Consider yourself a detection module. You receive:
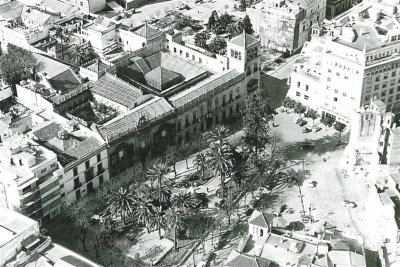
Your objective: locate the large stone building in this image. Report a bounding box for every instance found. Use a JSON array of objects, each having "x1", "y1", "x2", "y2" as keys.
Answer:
[
  {"x1": 326, "y1": 0, "x2": 353, "y2": 19},
  {"x1": 258, "y1": 0, "x2": 326, "y2": 53},
  {"x1": 287, "y1": 0, "x2": 400, "y2": 124}
]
